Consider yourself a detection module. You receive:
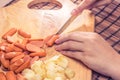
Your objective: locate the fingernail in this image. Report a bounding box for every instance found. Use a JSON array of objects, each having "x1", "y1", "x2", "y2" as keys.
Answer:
[
  {"x1": 55, "y1": 38, "x2": 61, "y2": 44},
  {"x1": 60, "y1": 51, "x2": 66, "y2": 55},
  {"x1": 55, "y1": 39, "x2": 58, "y2": 43},
  {"x1": 60, "y1": 51, "x2": 64, "y2": 54},
  {"x1": 71, "y1": 9, "x2": 77, "y2": 15},
  {"x1": 54, "y1": 45, "x2": 59, "y2": 51}
]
